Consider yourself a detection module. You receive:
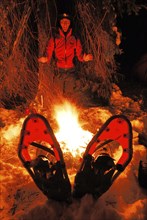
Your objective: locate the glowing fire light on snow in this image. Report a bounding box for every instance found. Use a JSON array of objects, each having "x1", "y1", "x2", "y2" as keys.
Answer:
[
  {"x1": 54, "y1": 101, "x2": 93, "y2": 157},
  {"x1": 2, "y1": 118, "x2": 25, "y2": 142}
]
